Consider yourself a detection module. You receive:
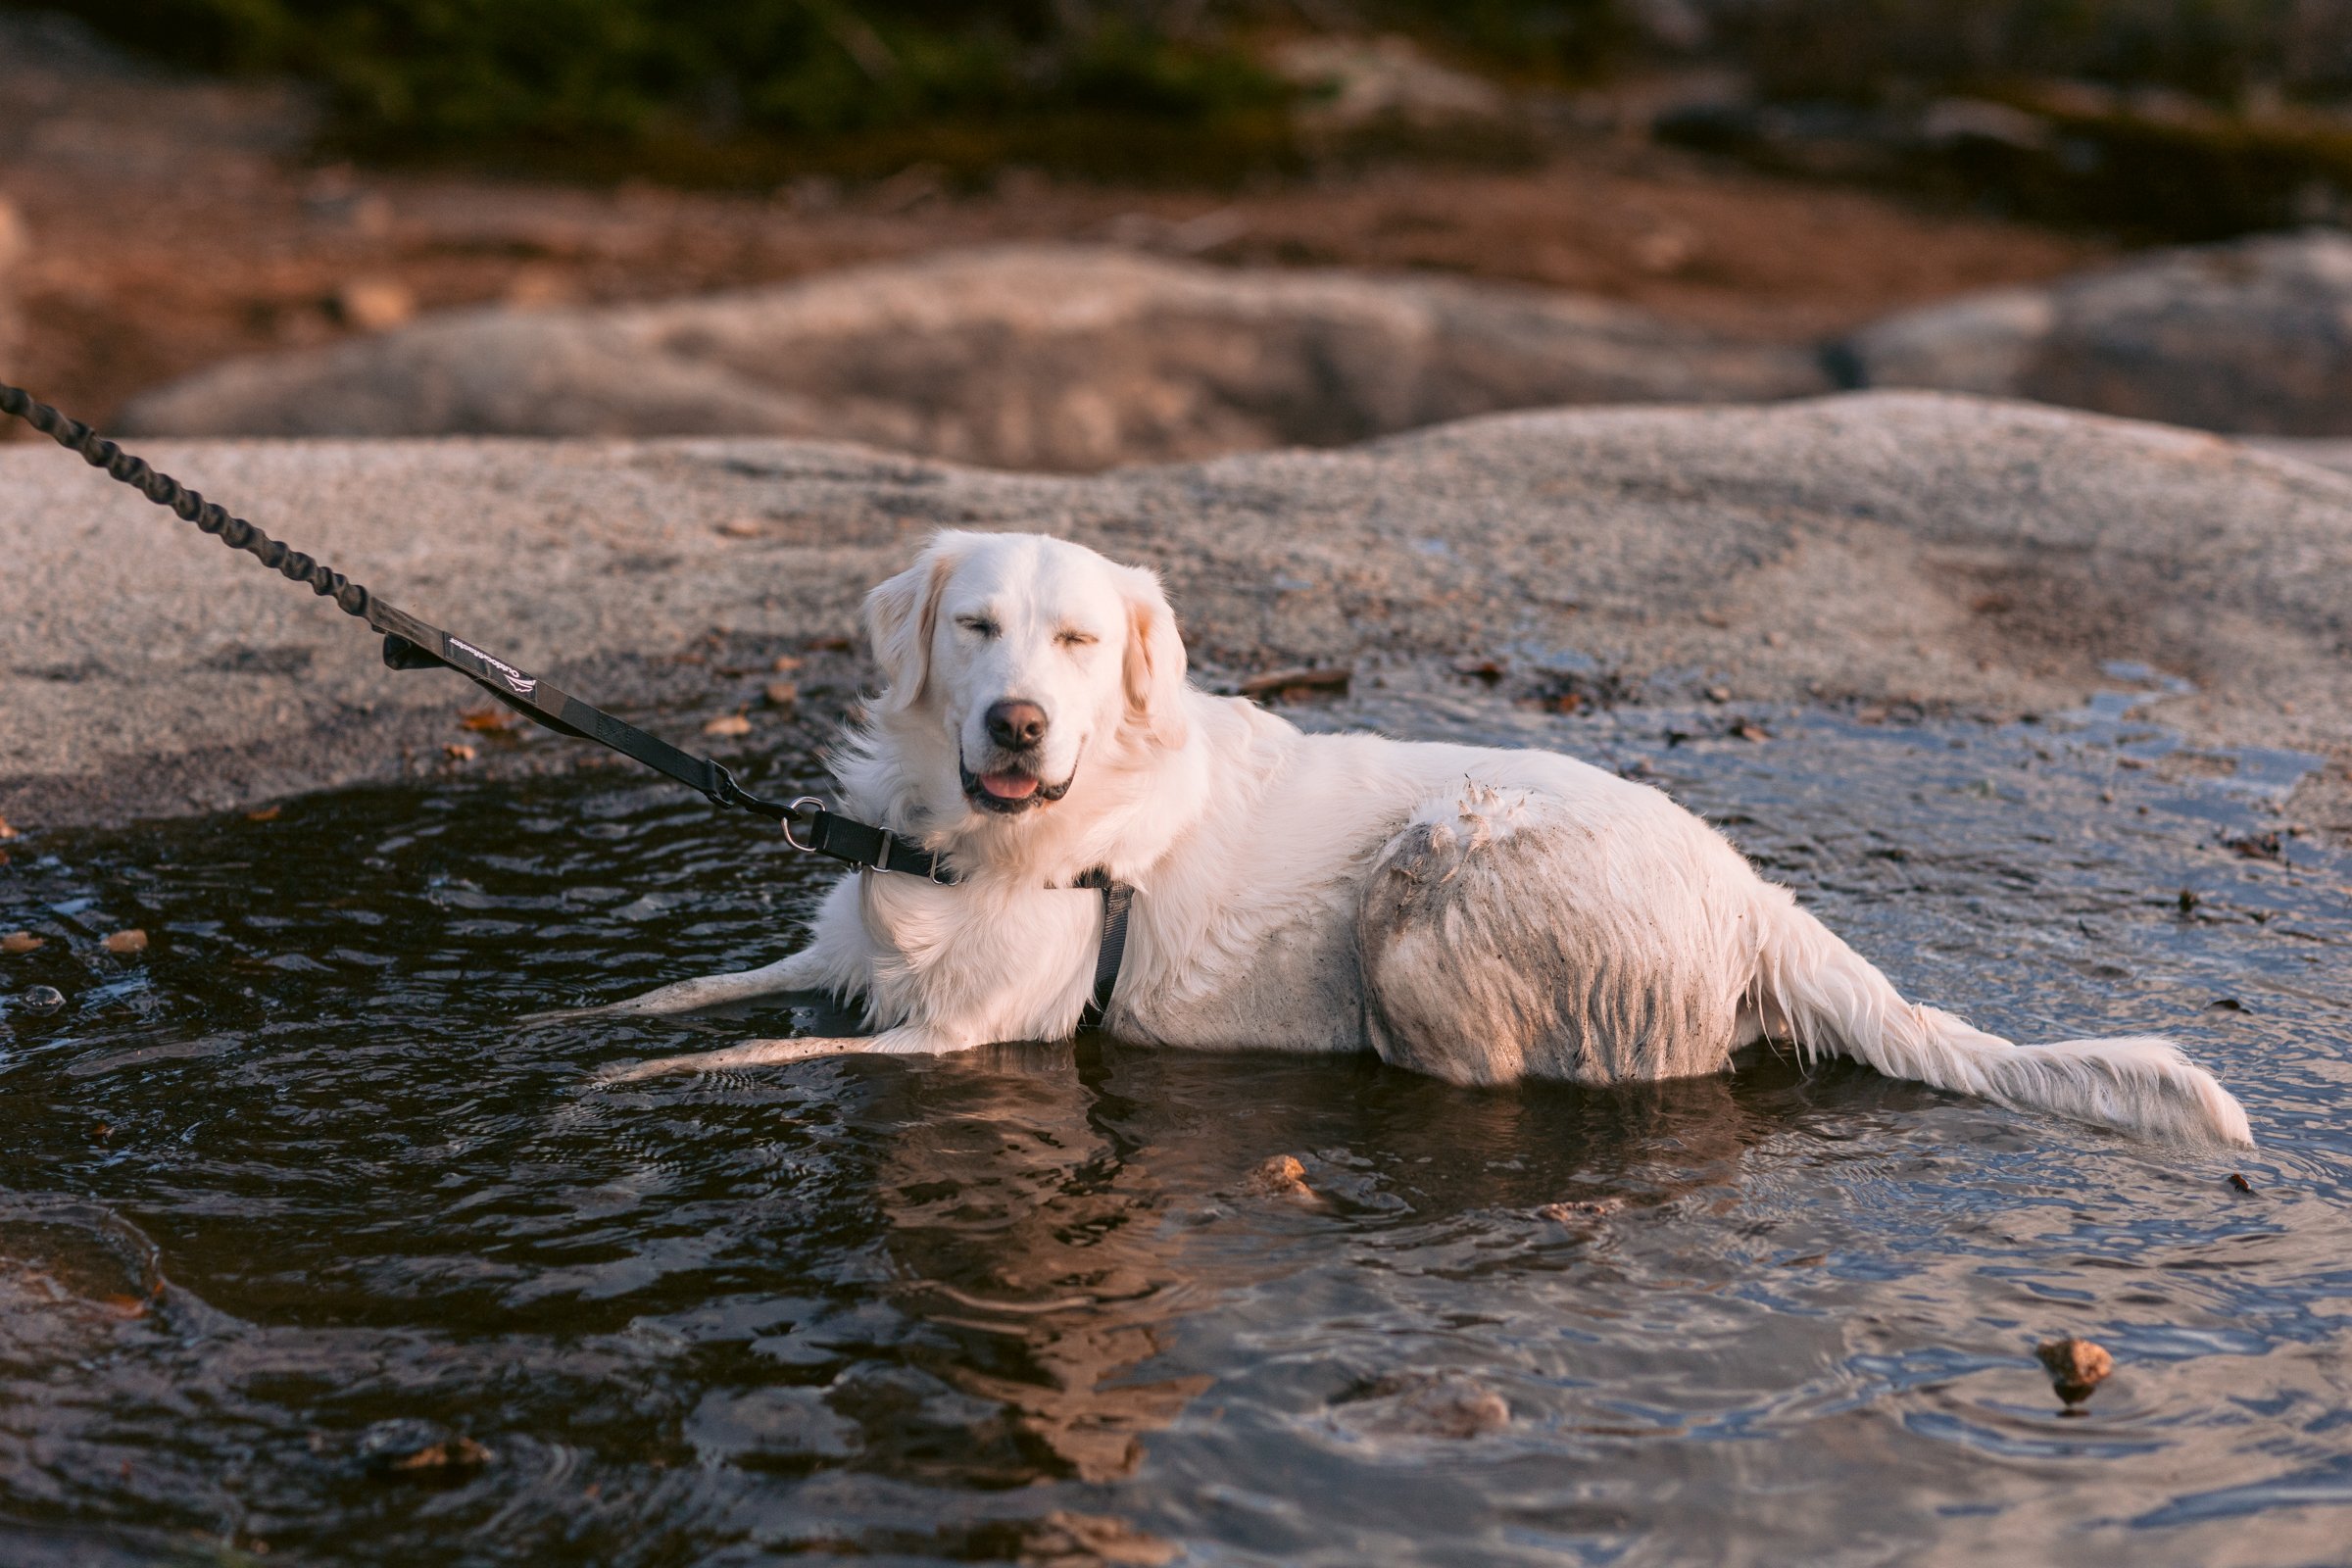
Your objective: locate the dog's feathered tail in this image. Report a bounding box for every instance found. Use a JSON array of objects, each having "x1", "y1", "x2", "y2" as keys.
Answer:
[{"x1": 1750, "y1": 890, "x2": 2251, "y2": 1146}]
